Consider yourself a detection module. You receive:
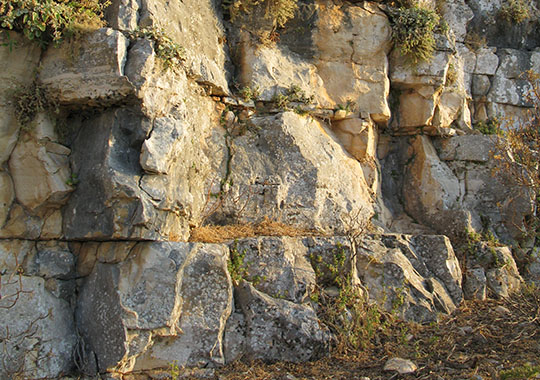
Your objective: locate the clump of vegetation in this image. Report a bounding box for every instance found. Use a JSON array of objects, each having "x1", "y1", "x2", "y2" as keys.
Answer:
[
  {"x1": 0, "y1": 0, "x2": 109, "y2": 47},
  {"x1": 13, "y1": 82, "x2": 58, "y2": 129},
  {"x1": 128, "y1": 27, "x2": 185, "y2": 69},
  {"x1": 500, "y1": 363, "x2": 540, "y2": 380},
  {"x1": 309, "y1": 243, "x2": 395, "y2": 353},
  {"x1": 227, "y1": 241, "x2": 249, "y2": 286},
  {"x1": 387, "y1": 4, "x2": 442, "y2": 64},
  {"x1": 474, "y1": 117, "x2": 501, "y2": 135},
  {"x1": 499, "y1": 0, "x2": 531, "y2": 23},
  {"x1": 272, "y1": 84, "x2": 313, "y2": 110},
  {"x1": 228, "y1": 0, "x2": 298, "y2": 29},
  {"x1": 239, "y1": 85, "x2": 260, "y2": 102},
  {"x1": 464, "y1": 31, "x2": 487, "y2": 52}
]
